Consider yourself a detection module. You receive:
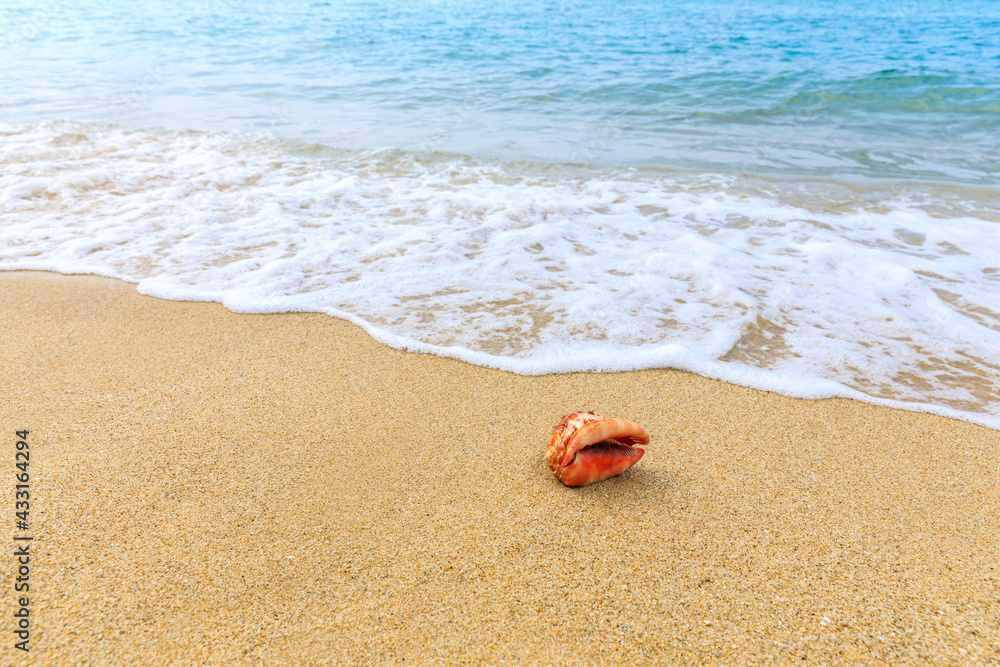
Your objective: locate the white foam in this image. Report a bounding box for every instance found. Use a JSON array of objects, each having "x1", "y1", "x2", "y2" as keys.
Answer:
[{"x1": 3, "y1": 121, "x2": 1000, "y2": 430}]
